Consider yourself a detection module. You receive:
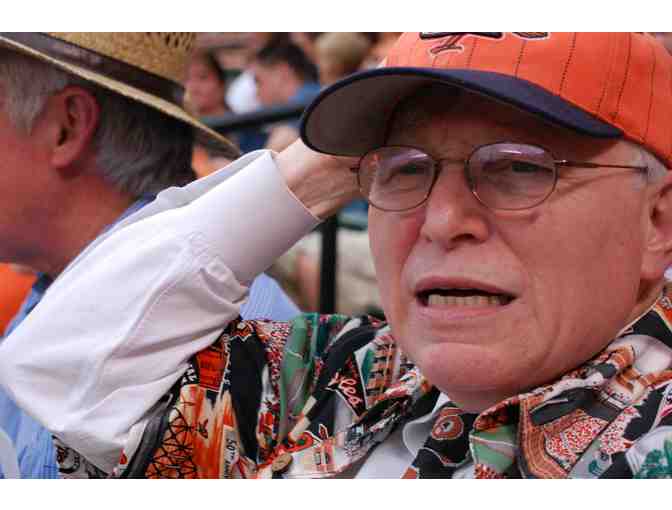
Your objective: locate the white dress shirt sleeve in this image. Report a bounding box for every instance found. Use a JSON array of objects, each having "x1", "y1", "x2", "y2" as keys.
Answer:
[{"x1": 0, "y1": 151, "x2": 320, "y2": 473}]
